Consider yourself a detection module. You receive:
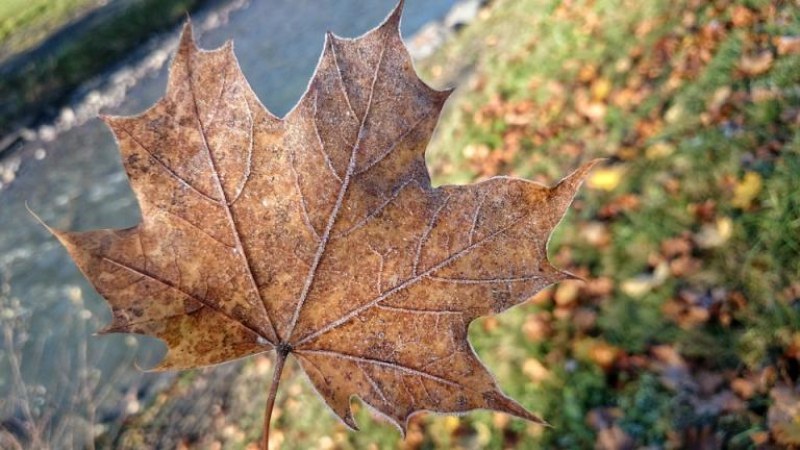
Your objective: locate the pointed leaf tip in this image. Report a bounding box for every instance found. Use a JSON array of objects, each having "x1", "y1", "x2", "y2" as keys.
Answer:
[
  {"x1": 558, "y1": 269, "x2": 585, "y2": 283},
  {"x1": 342, "y1": 410, "x2": 359, "y2": 431},
  {"x1": 485, "y1": 390, "x2": 548, "y2": 426},
  {"x1": 559, "y1": 158, "x2": 605, "y2": 190},
  {"x1": 548, "y1": 158, "x2": 604, "y2": 215},
  {"x1": 387, "y1": 0, "x2": 404, "y2": 28},
  {"x1": 434, "y1": 86, "x2": 455, "y2": 104},
  {"x1": 178, "y1": 21, "x2": 196, "y2": 52},
  {"x1": 98, "y1": 114, "x2": 123, "y2": 127},
  {"x1": 26, "y1": 202, "x2": 61, "y2": 239}
]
